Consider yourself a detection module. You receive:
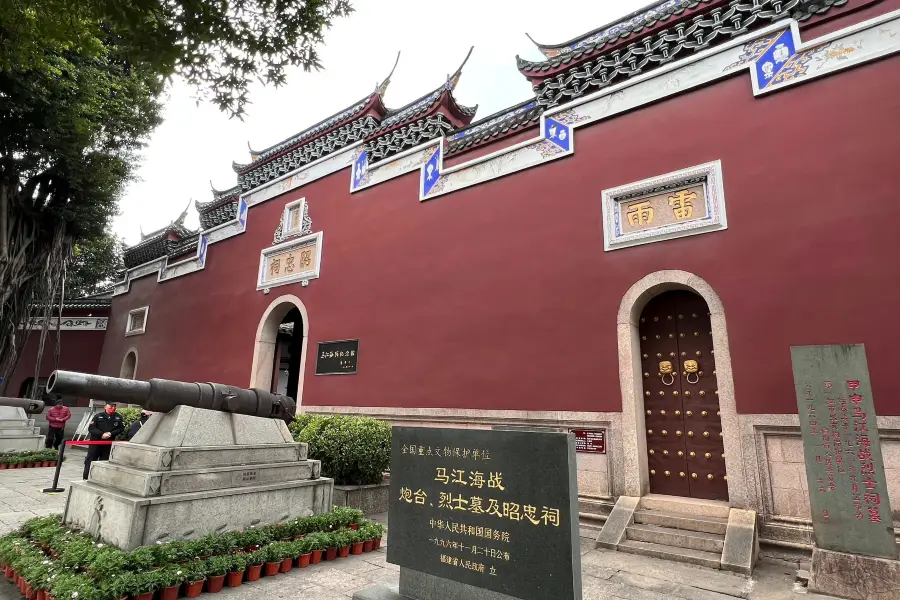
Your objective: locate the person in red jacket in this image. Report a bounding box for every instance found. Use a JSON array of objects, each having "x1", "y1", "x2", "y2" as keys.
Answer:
[{"x1": 45, "y1": 398, "x2": 71, "y2": 450}]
